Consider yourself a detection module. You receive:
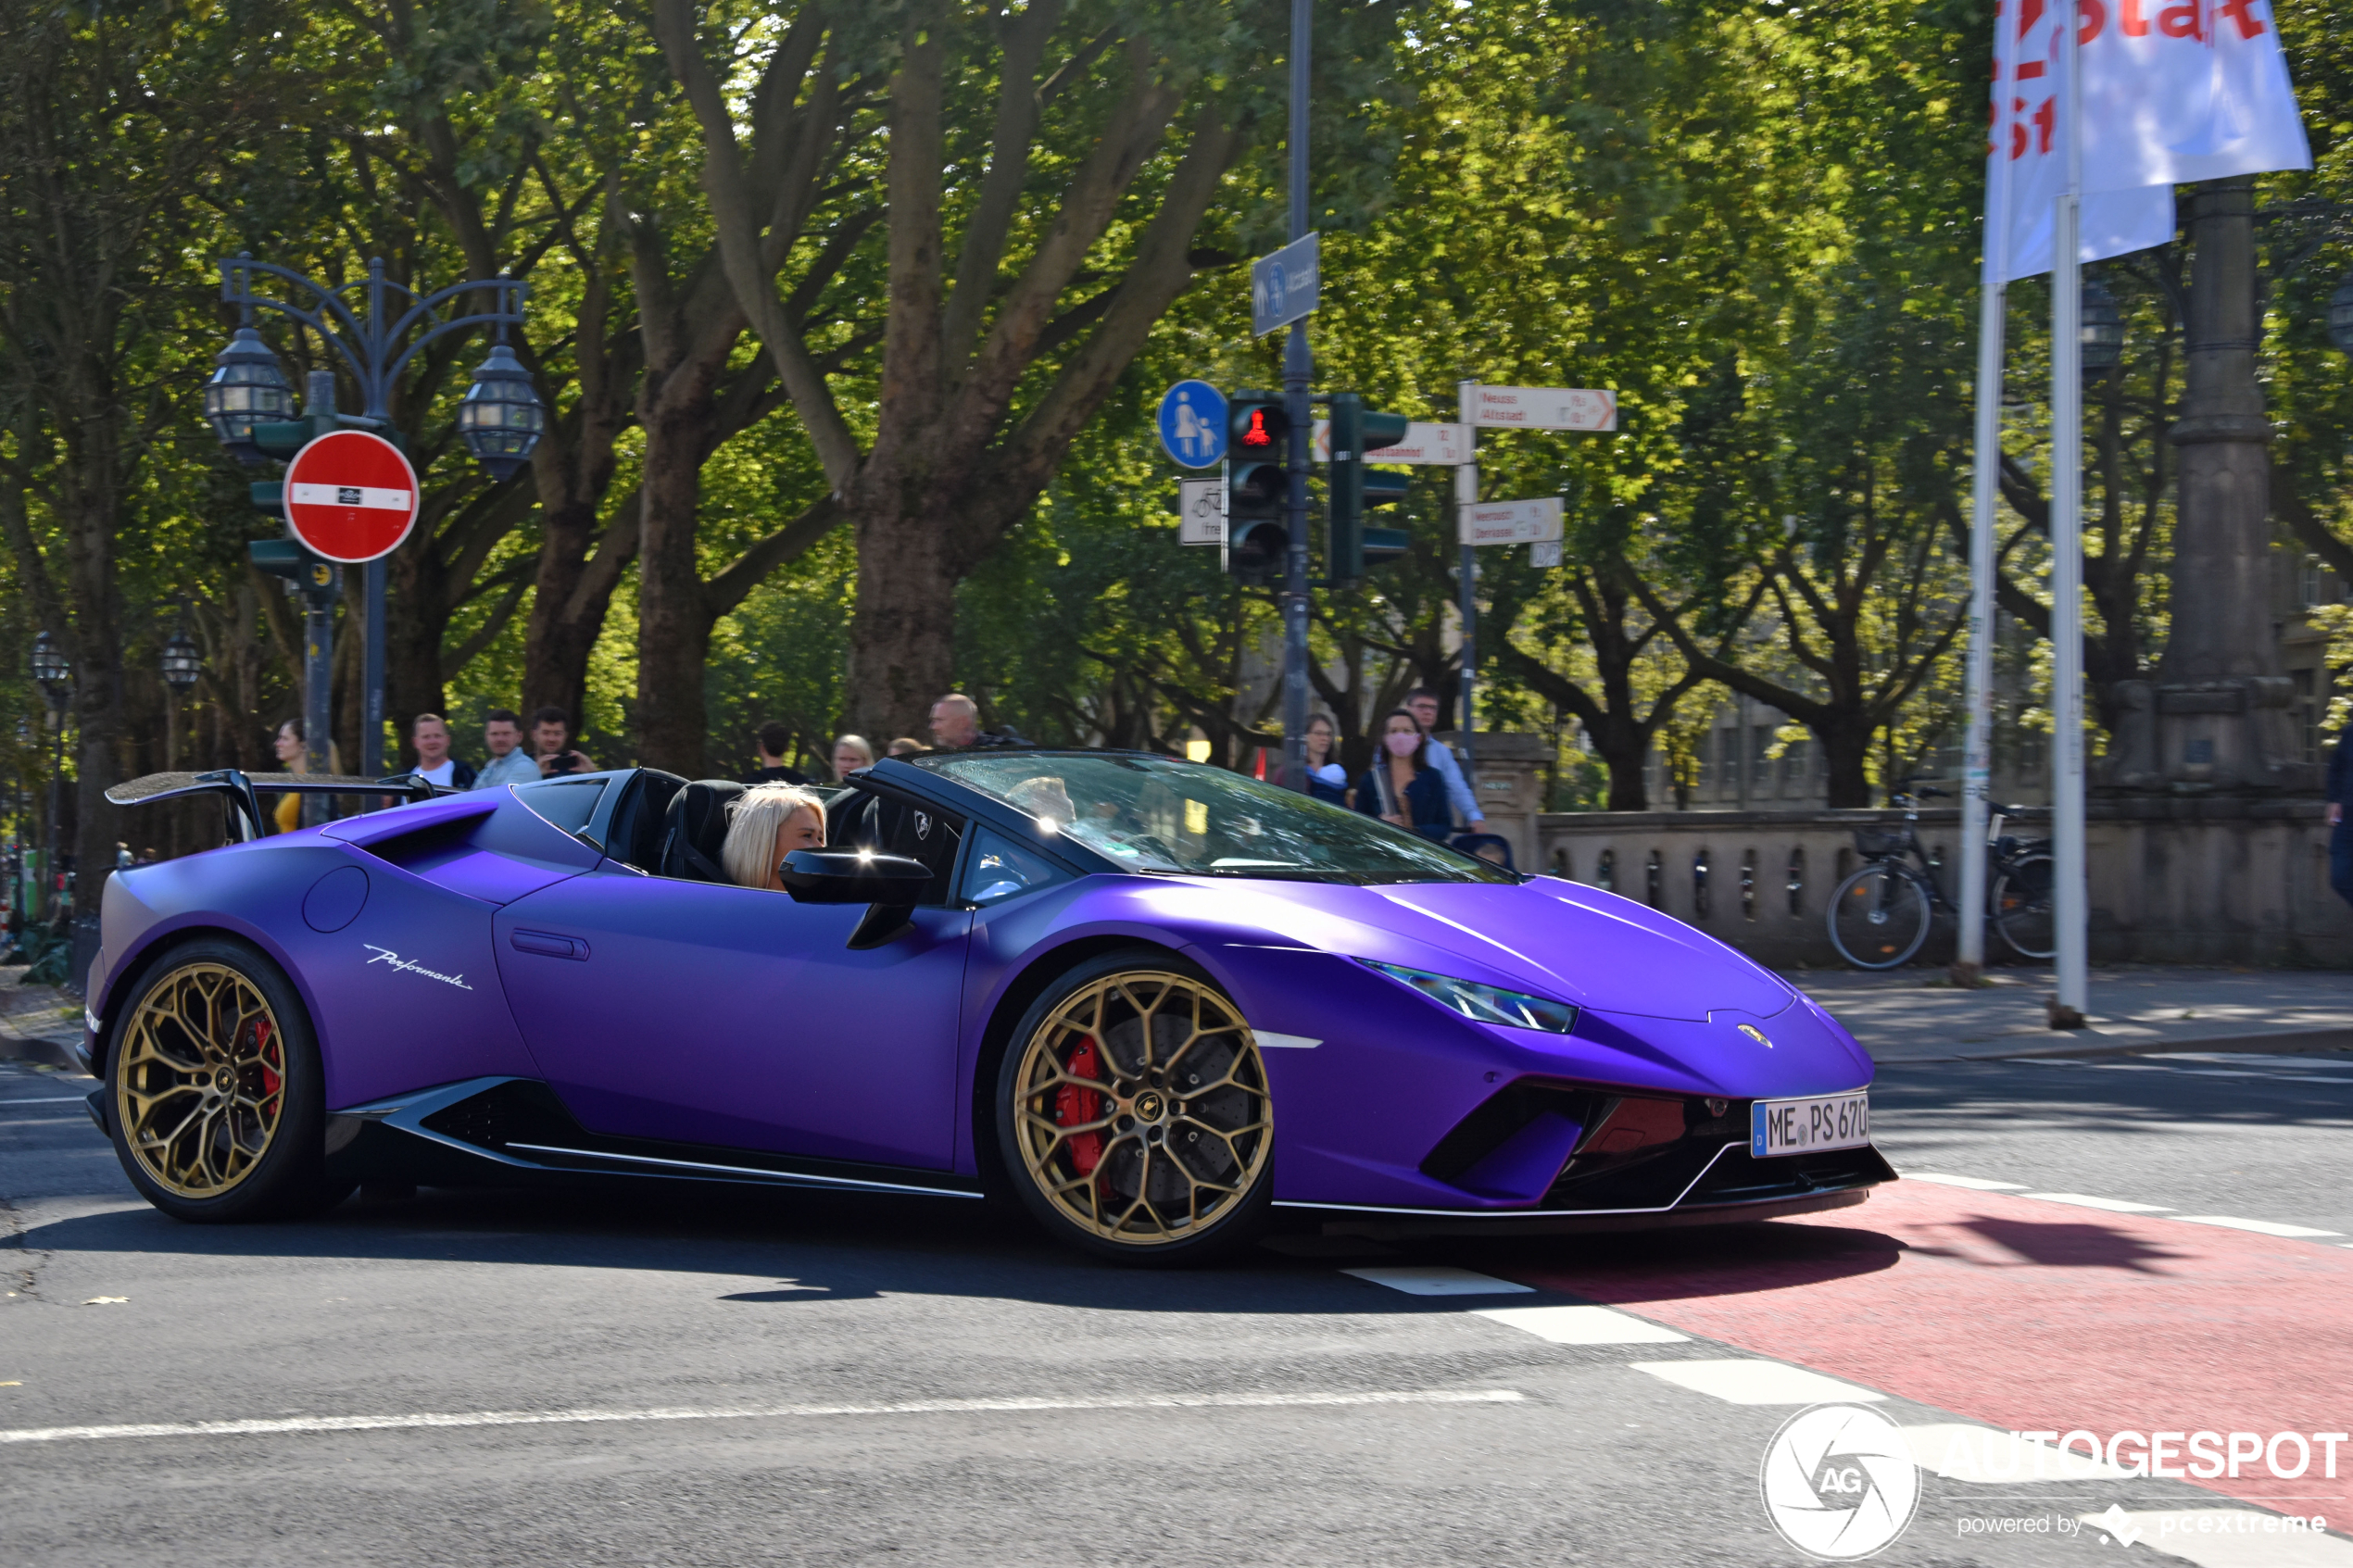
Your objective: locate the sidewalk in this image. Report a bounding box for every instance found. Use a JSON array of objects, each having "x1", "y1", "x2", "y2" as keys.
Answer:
[
  {"x1": 0, "y1": 963, "x2": 83, "y2": 1072},
  {"x1": 1793, "y1": 964, "x2": 2353, "y2": 1064}
]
